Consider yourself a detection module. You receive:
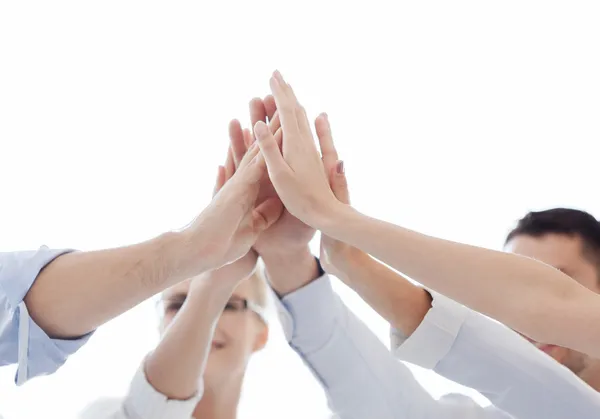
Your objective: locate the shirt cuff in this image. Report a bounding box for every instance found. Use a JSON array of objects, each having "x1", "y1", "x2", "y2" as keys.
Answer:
[
  {"x1": 15, "y1": 302, "x2": 93, "y2": 385},
  {"x1": 123, "y1": 363, "x2": 203, "y2": 419},
  {"x1": 391, "y1": 292, "x2": 469, "y2": 369},
  {"x1": 274, "y1": 273, "x2": 341, "y2": 353},
  {"x1": 0, "y1": 246, "x2": 89, "y2": 385}
]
